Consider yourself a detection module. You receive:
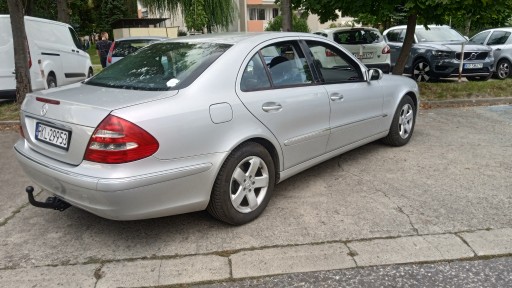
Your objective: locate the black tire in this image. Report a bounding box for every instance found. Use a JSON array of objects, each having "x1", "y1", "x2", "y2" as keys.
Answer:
[
  {"x1": 46, "y1": 74, "x2": 57, "y2": 89},
  {"x1": 412, "y1": 59, "x2": 434, "y2": 82},
  {"x1": 382, "y1": 95, "x2": 416, "y2": 147},
  {"x1": 87, "y1": 67, "x2": 93, "y2": 78},
  {"x1": 466, "y1": 73, "x2": 492, "y2": 81},
  {"x1": 495, "y1": 59, "x2": 510, "y2": 80},
  {"x1": 207, "y1": 142, "x2": 275, "y2": 225}
]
